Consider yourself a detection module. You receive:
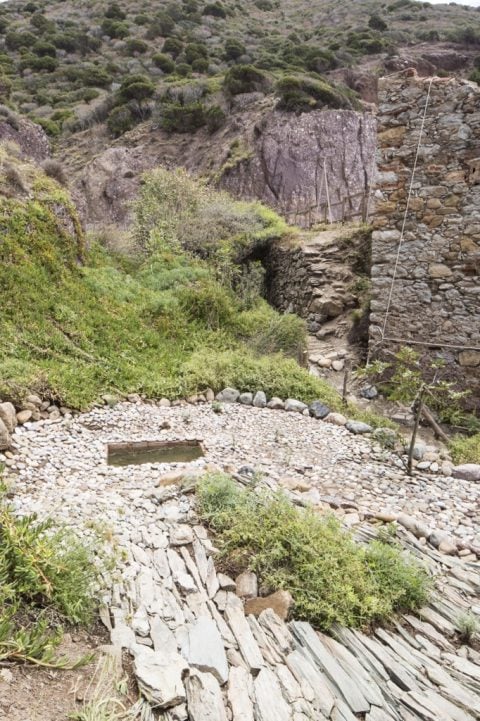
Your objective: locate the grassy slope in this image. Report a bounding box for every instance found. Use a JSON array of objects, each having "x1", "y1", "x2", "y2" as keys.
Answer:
[{"x1": 0, "y1": 155, "x2": 346, "y2": 411}]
